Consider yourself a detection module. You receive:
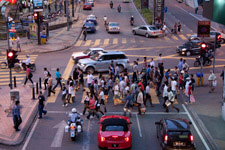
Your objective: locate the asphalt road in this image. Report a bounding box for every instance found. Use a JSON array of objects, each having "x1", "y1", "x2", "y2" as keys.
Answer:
[{"x1": 0, "y1": 0, "x2": 224, "y2": 150}]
